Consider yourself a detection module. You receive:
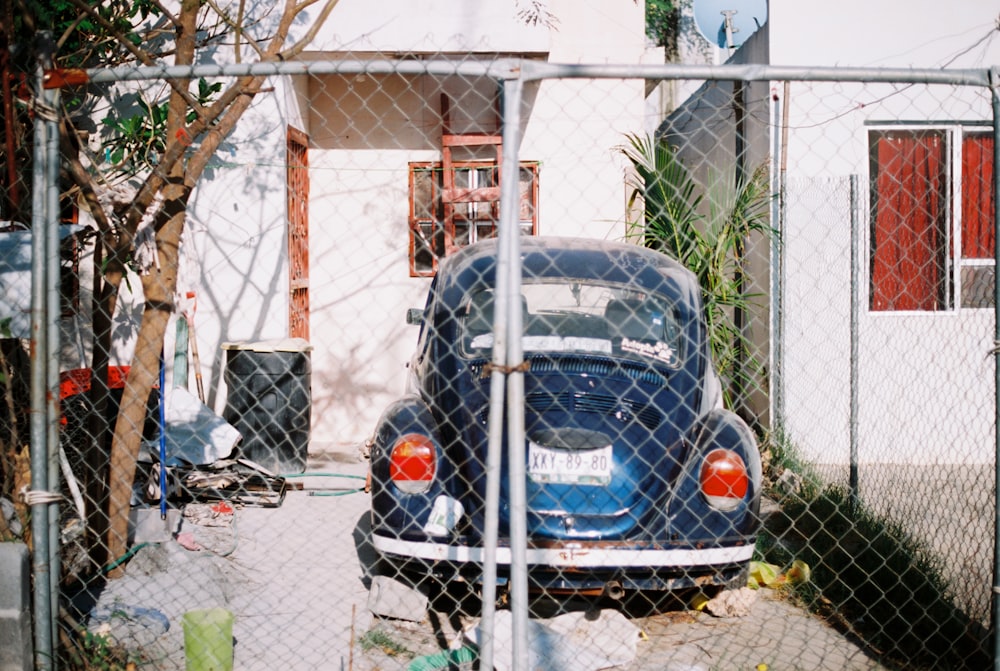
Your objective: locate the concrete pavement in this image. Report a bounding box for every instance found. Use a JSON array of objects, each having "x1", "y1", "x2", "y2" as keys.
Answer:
[{"x1": 85, "y1": 452, "x2": 890, "y2": 670}]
